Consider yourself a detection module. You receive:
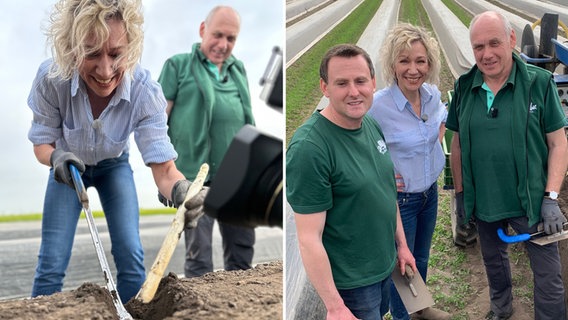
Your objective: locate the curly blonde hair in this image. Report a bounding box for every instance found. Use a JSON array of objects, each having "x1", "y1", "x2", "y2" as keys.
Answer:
[
  {"x1": 45, "y1": 0, "x2": 144, "y2": 80},
  {"x1": 380, "y1": 23, "x2": 441, "y2": 86}
]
